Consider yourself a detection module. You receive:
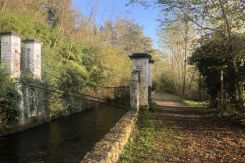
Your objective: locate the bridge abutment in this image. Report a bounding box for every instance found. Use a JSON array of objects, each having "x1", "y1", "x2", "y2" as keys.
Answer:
[
  {"x1": 129, "y1": 53, "x2": 153, "y2": 110},
  {"x1": 0, "y1": 31, "x2": 48, "y2": 127}
]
